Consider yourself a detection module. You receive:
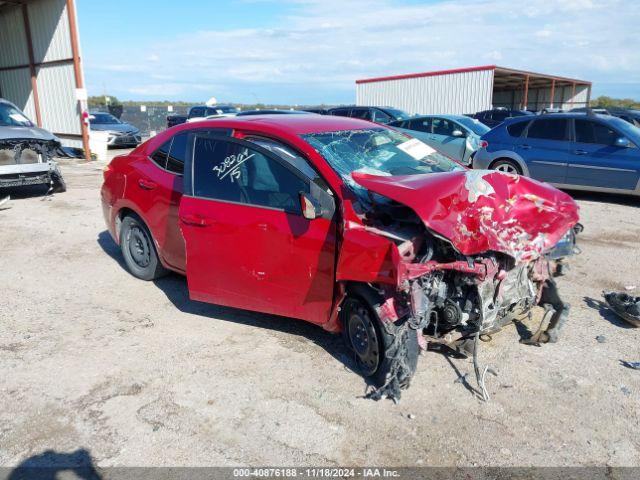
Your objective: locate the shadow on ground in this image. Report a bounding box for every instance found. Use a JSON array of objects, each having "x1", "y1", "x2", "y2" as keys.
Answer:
[
  {"x1": 583, "y1": 296, "x2": 635, "y2": 329},
  {"x1": 97, "y1": 231, "x2": 363, "y2": 382},
  {"x1": 6, "y1": 449, "x2": 101, "y2": 480},
  {"x1": 565, "y1": 189, "x2": 638, "y2": 208},
  {"x1": 0, "y1": 184, "x2": 51, "y2": 200}
]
